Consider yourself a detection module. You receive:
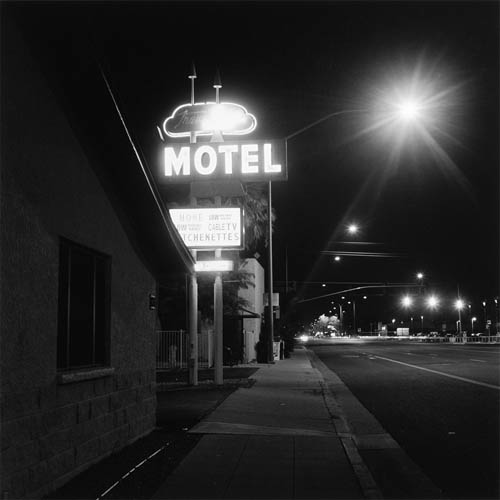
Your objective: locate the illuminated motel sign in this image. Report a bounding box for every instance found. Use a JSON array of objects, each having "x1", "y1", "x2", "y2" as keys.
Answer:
[
  {"x1": 162, "y1": 102, "x2": 257, "y2": 138},
  {"x1": 161, "y1": 140, "x2": 286, "y2": 183},
  {"x1": 169, "y1": 207, "x2": 243, "y2": 250},
  {"x1": 158, "y1": 99, "x2": 287, "y2": 183}
]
